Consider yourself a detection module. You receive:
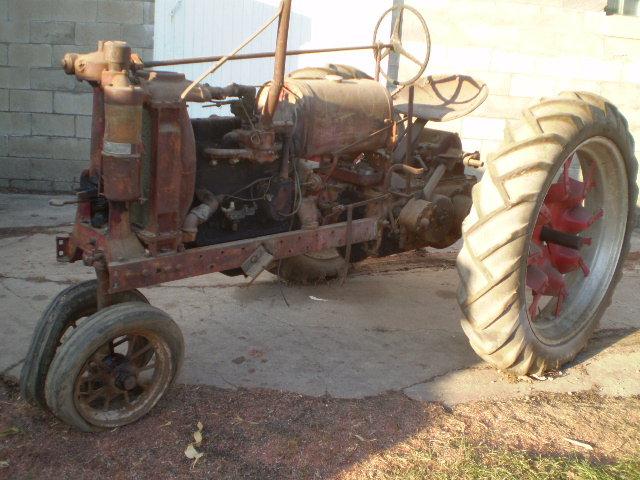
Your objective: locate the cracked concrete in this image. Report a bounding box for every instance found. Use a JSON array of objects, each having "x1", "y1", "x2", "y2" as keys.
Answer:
[{"x1": 0, "y1": 193, "x2": 639, "y2": 405}]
